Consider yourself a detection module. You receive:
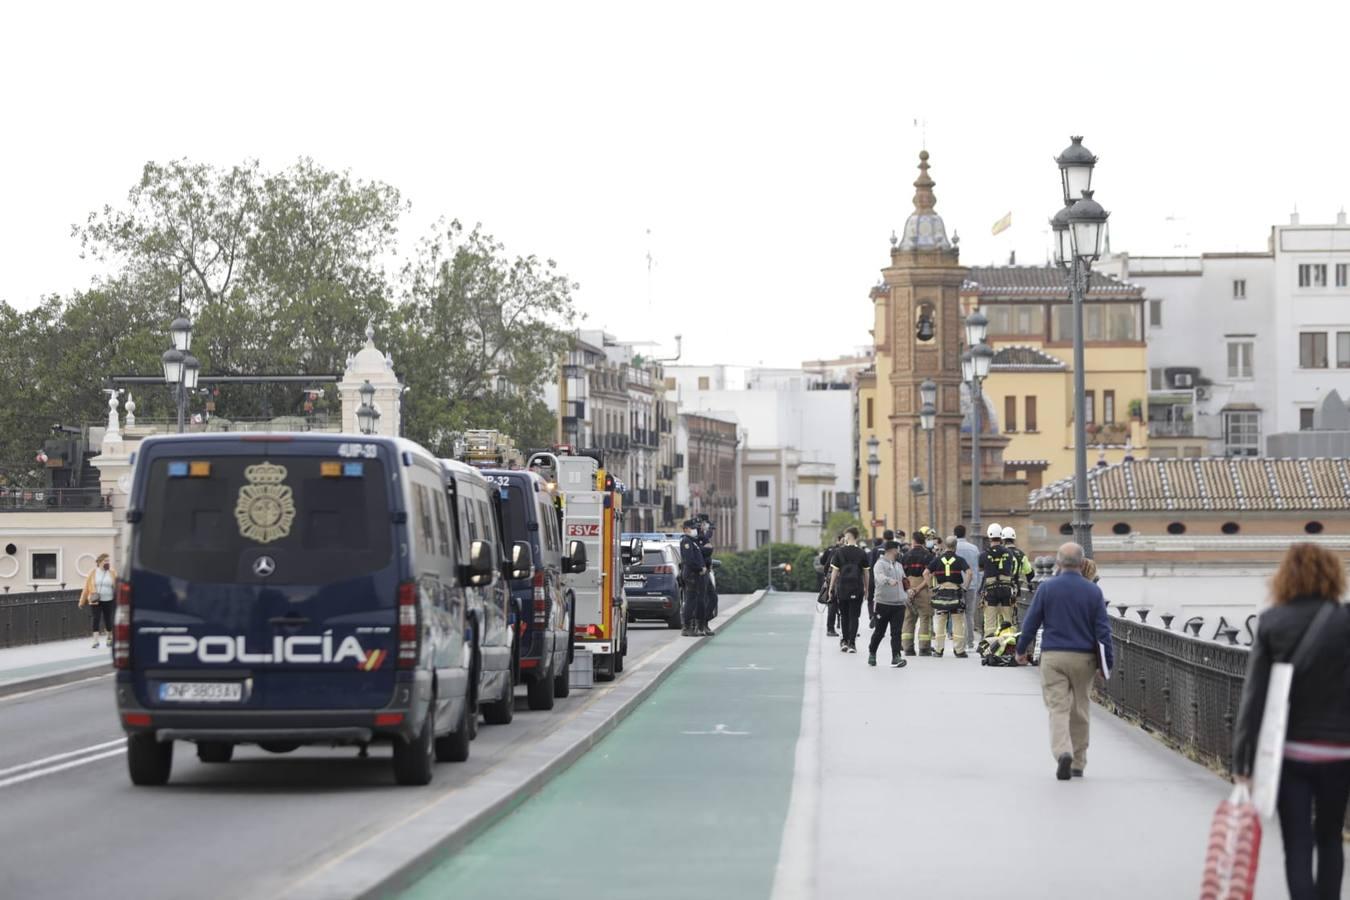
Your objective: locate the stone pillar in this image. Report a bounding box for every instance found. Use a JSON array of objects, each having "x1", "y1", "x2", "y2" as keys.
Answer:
[{"x1": 338, "y1": 324, "x2": 403, "y2": 437}]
